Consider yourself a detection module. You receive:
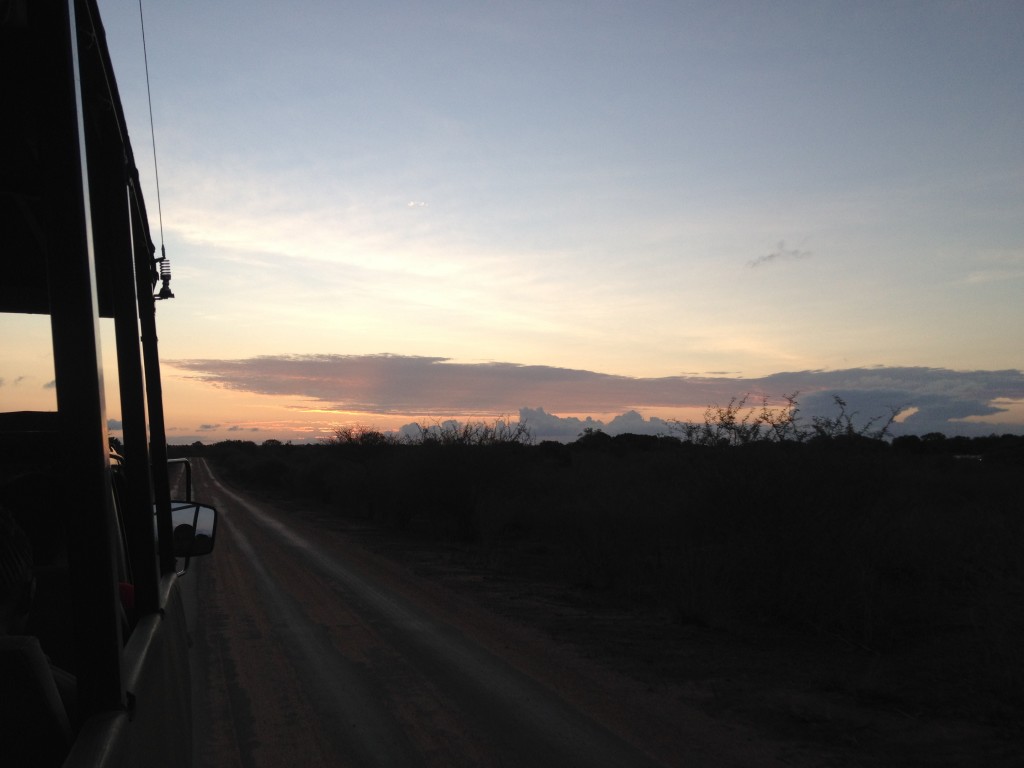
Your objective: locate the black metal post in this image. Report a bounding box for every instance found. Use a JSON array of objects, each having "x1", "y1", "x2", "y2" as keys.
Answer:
[
  {"x1": 44, "y1": 0, "x2": 125, "y2": 718},
  {"x1": 130, "y1": 183, "x2": 176, "y2": 574}
]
